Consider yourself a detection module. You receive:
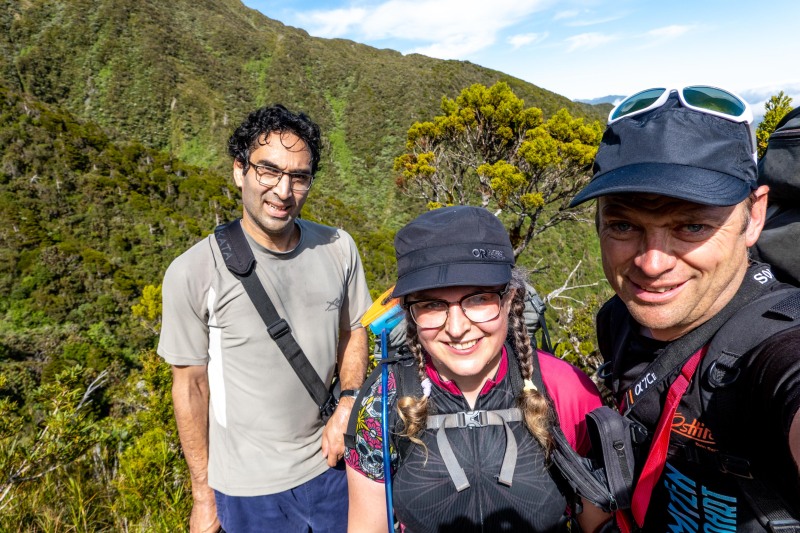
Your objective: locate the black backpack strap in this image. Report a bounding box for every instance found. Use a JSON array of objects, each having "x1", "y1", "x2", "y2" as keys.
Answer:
[
  {"x1": 704, "y1": 287, "x2": 800, "y2": 389},
  {"x1": 596, "y1": 295, "x2": 632, "y2": 392},
  {"x1": 699, "y1": 287, "x2": 800, "y2": 529},
  {"x1": 525, "y1": 344, "x2": 618, "y2": 512},
  {"x1": 585, "y1": 406, "x2": 635, "y2": 510},
  {"x1": 344, "y1": 345, "x2": 412, "y2": 450},
  {"x1": 214, "y1": 220, "x2": 336, "y2": 420},
  {"x1": 392, "y1": 350, "x2": 423, "y2": 463},
  {"x1": 622, "y1": 263, "x2": 783, "y2": 424},
  {"x1": 343, "y1": 347, "x2": 414, "y2": 449},
  {"x1": 739, "y1": 477, "x2": 800, "y2": 532}
]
